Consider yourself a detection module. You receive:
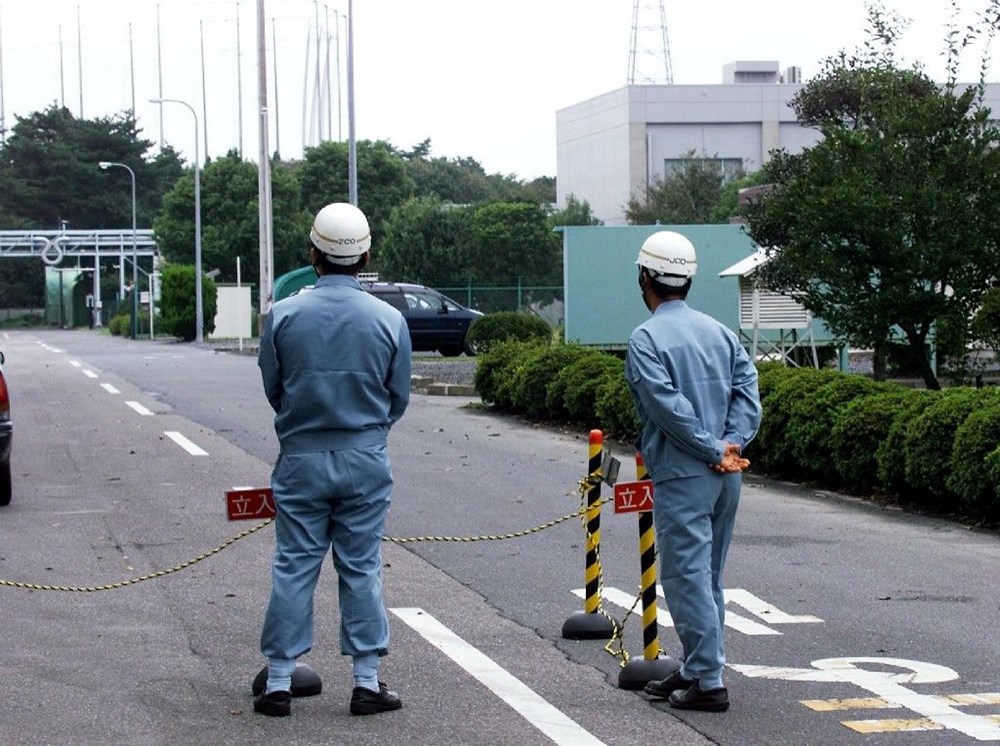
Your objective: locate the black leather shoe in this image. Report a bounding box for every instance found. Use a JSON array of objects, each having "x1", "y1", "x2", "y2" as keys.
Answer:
[
  {"x1": 350, "y1": 682, "x2": 402, "y2": 716},
  {"x1": 668, "y1": 684, "x2": 729, "y2": 712},
  {"x1": 644, "y1": 670, "x2": 696, "y2": 699},
  {"x1": 253, "y1": 689, "x2": 292, "y2": 717}
]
